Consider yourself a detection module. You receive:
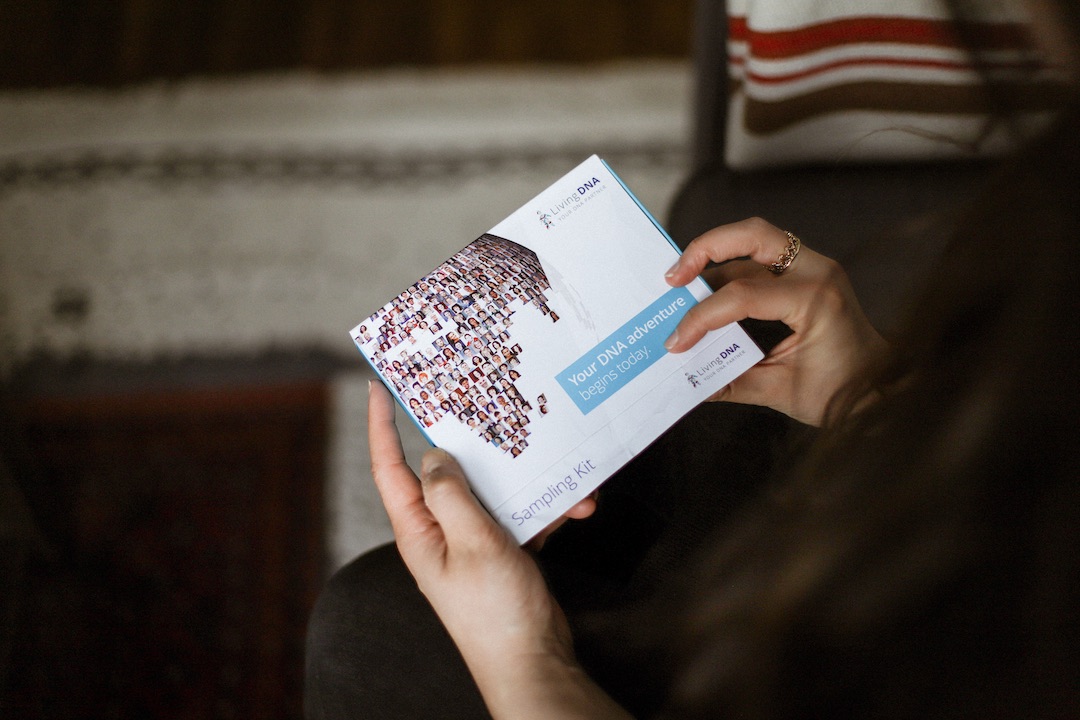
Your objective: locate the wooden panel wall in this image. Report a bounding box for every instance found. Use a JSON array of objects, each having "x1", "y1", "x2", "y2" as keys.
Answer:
[{"x1": 0, "y1": 0, "x2": 693, "y2": 88}]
